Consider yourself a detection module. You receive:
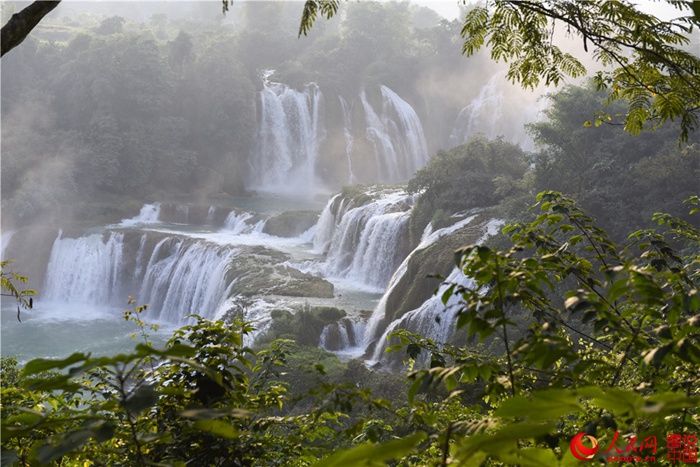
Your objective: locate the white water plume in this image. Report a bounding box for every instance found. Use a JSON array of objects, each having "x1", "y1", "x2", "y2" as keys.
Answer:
[
  {"x1": 121, "y1": 203, "x2": 161, "y2": 226},
  {"x1": 370, "y1": 218, "x2": 505, "y2": 362},
  {"x1": 223, "y1": 211, "x2": 255, "y2": 234},
  {"x1": 339, "y1": 96, "x2": 357, "y2": 184},
  {"x1": 318, "y1": 190, "x2": 412, "y2": 290},
  {"x1": 360, "y1": 86, "x2": 429, "y2": 182},
  {"x1": 248, "y1": 73, "x2": 325, "y2": 194},
  {"x1": 138, "y1": 239, "x2": 239, "y2": 323},
  {"x1": 43, "y1": 231, "x2": 124, "y2": 305}
]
